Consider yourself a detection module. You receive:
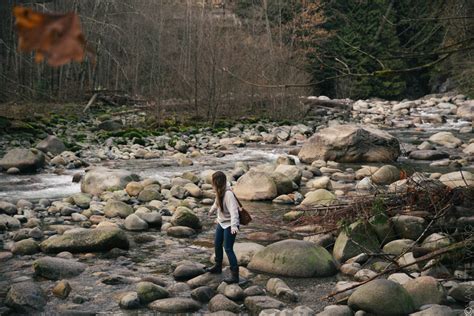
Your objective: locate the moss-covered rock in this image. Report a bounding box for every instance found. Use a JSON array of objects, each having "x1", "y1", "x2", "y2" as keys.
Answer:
[
  {"x1": 170, "y1": 207, "x2": 201, "y2": 230},
  {"x1": 333, "y1": 220, "x2": 381, "y2": 263},
  {"x1": 33, "y1": 257, "x2": 87, "y2": 280},
  {"x1": 40, "y1": 227, "x2": 129, "y2": 253},
  {"x1": 348, "y1": 279, "x2": 416, "y2": 315},
  {"x1": 247, "y1": 239, "x2": 336, "y2": 277}
]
